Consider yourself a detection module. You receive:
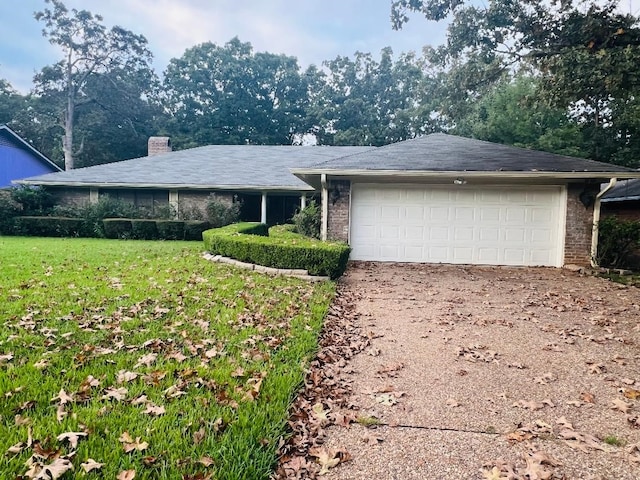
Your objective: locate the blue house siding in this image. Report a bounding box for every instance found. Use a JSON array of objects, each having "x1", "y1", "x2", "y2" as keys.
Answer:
[{"x1": 0, "y1": 126, "x2": 60, "y2": 188}]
